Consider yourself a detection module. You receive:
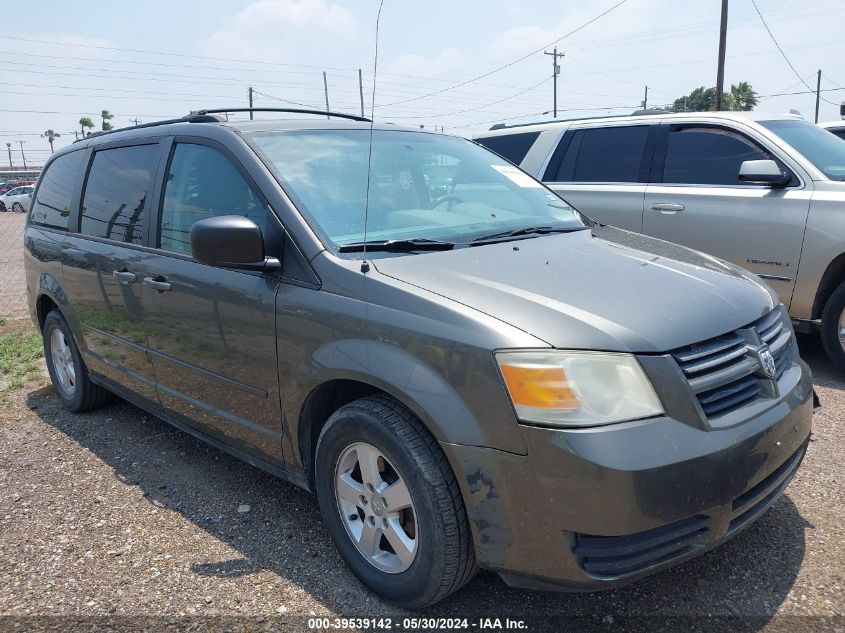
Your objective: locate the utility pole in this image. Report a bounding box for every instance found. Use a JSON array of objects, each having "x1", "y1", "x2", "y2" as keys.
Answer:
[
  {"x1": 18, "y1": 140, "x2": 26, "y2": 170},
  {"x1": 714, "y1": 0, "x2": 728, "y2": 110},
  {"x1": 323, "y1": 71, "x2": 330, "y2": 119},
  {"x1": 5, "y1": 143, "x2": 11, "y2": 170},
  {"x1": 815, "y1": 70, "x2": 822, "y2": 124},
  {"x1": 248, "y1": 87, "x2": 254, "y2": 120},
  {"x1": 358, "y1": 69, "x2": 365, "y2": 118},
  {"x1": 129, "y1": 118, "x2": 141, "y2": 126},
  {"x1": 543, "y1": 47, "x2": 565, "y2": 117},
  {"x1": 641, "y1": 85, "x2": 649, "y2": 110}
]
